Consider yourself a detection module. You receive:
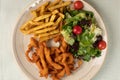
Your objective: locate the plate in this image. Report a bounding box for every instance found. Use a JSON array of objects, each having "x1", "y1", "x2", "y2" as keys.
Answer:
[{"x1": 13, "y1": 0, "x2": 108, "y2": 80}]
